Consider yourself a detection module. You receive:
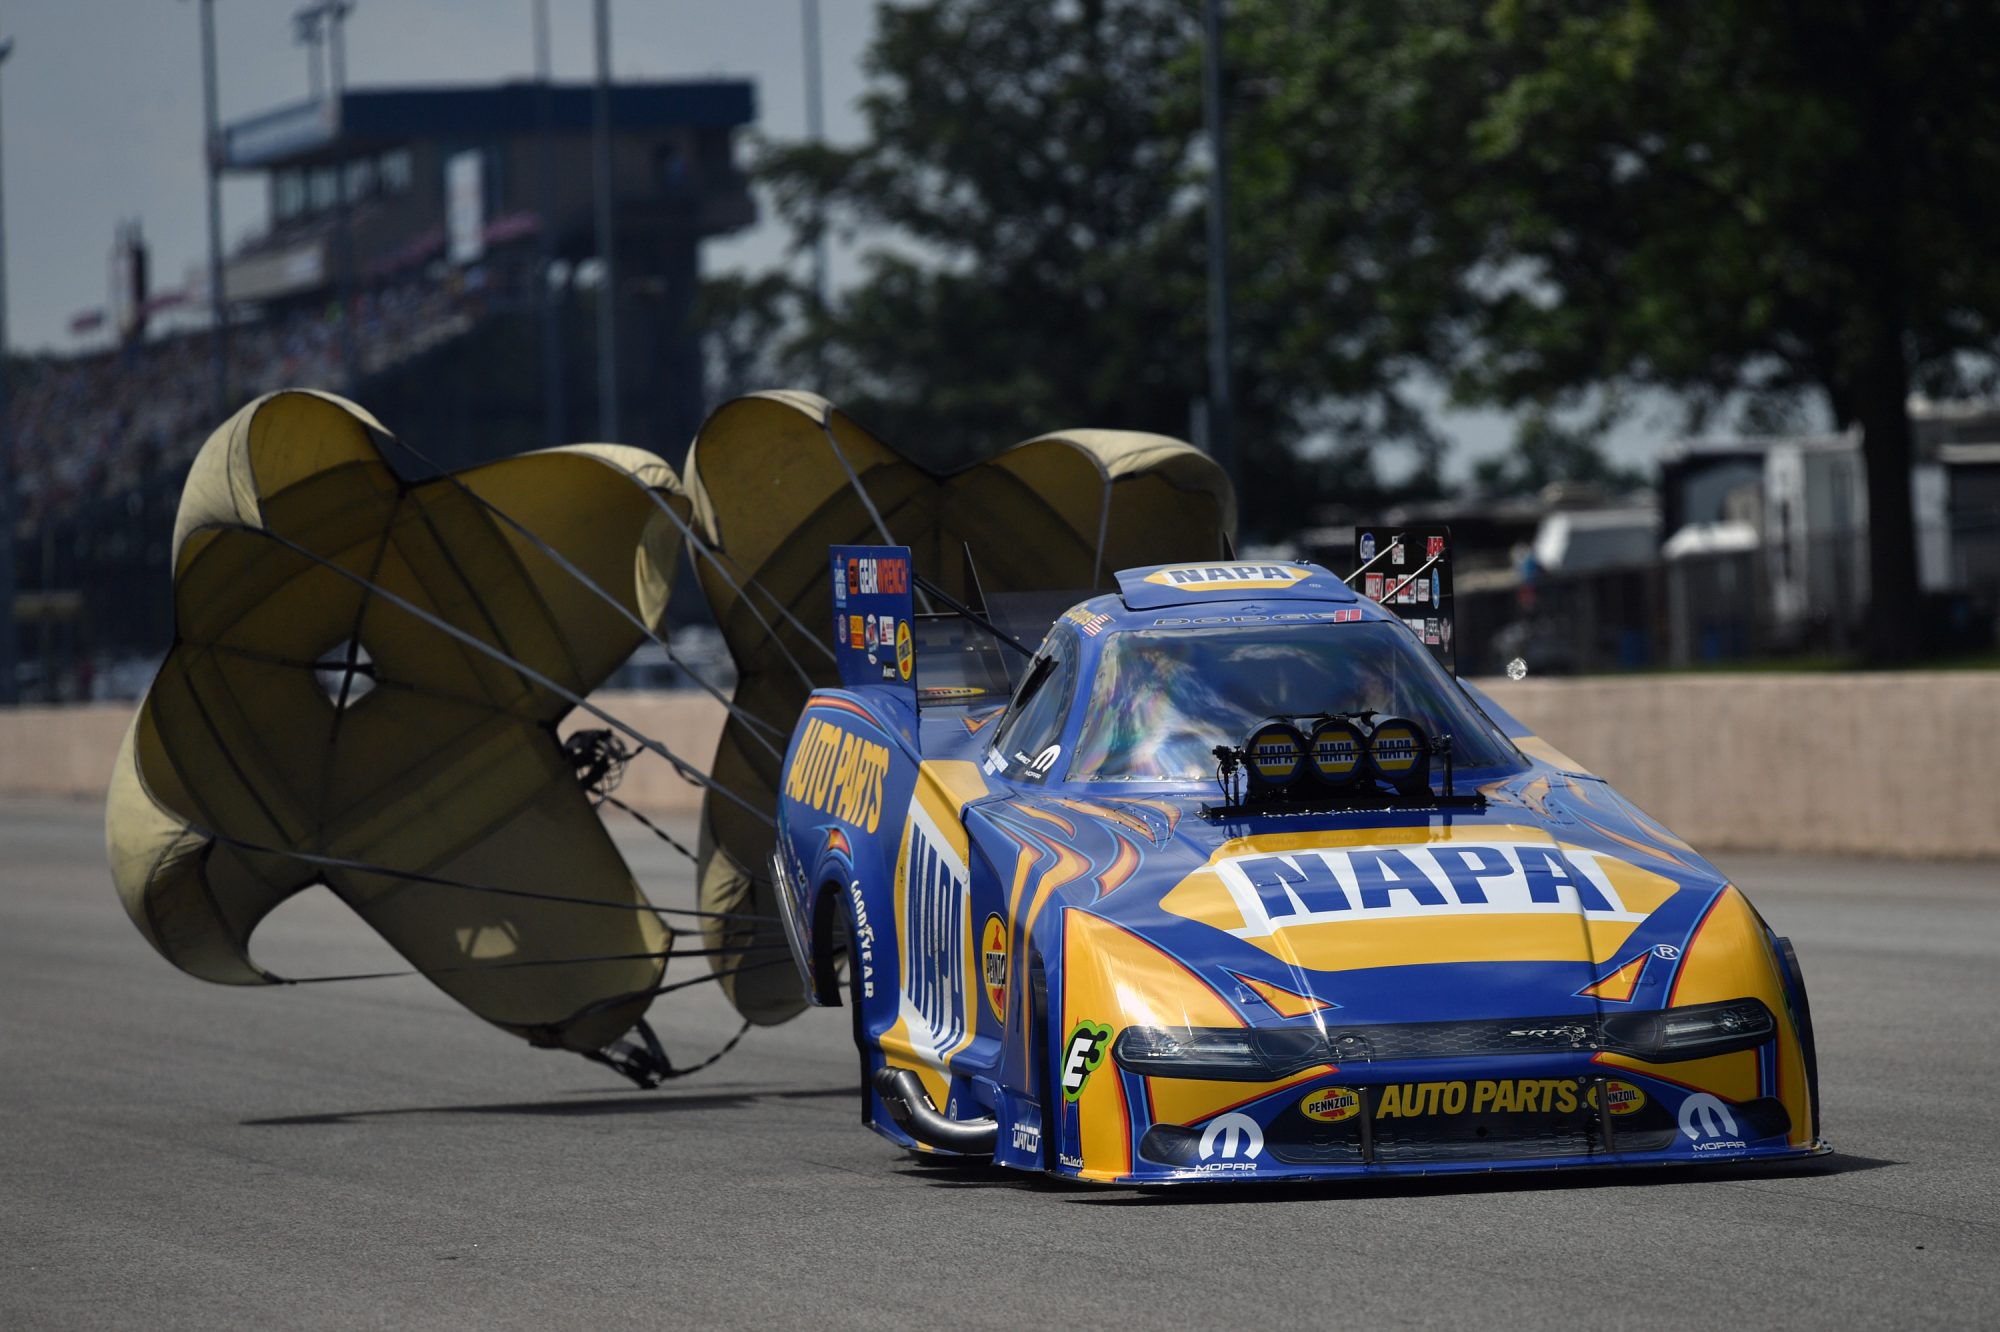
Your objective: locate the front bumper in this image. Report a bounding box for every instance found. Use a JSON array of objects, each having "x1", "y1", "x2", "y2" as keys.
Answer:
[{"x1": 1048, "y1": 1046, "x2": 1824, "y2": 1185}]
